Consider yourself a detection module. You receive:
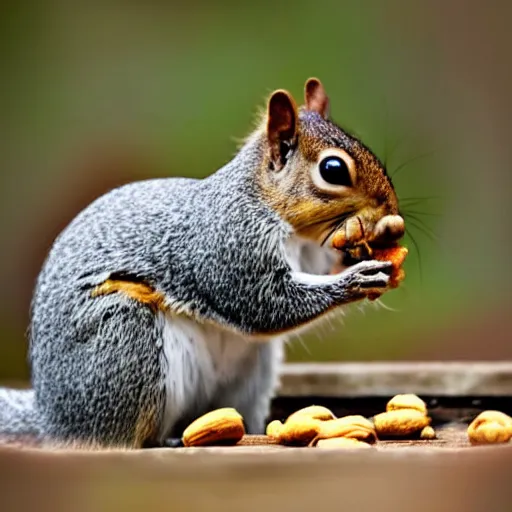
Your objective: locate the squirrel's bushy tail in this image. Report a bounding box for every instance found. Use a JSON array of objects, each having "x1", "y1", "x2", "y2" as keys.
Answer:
[{"x1": 0, "y1": 388, "x2": 40, "y2": 439}]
